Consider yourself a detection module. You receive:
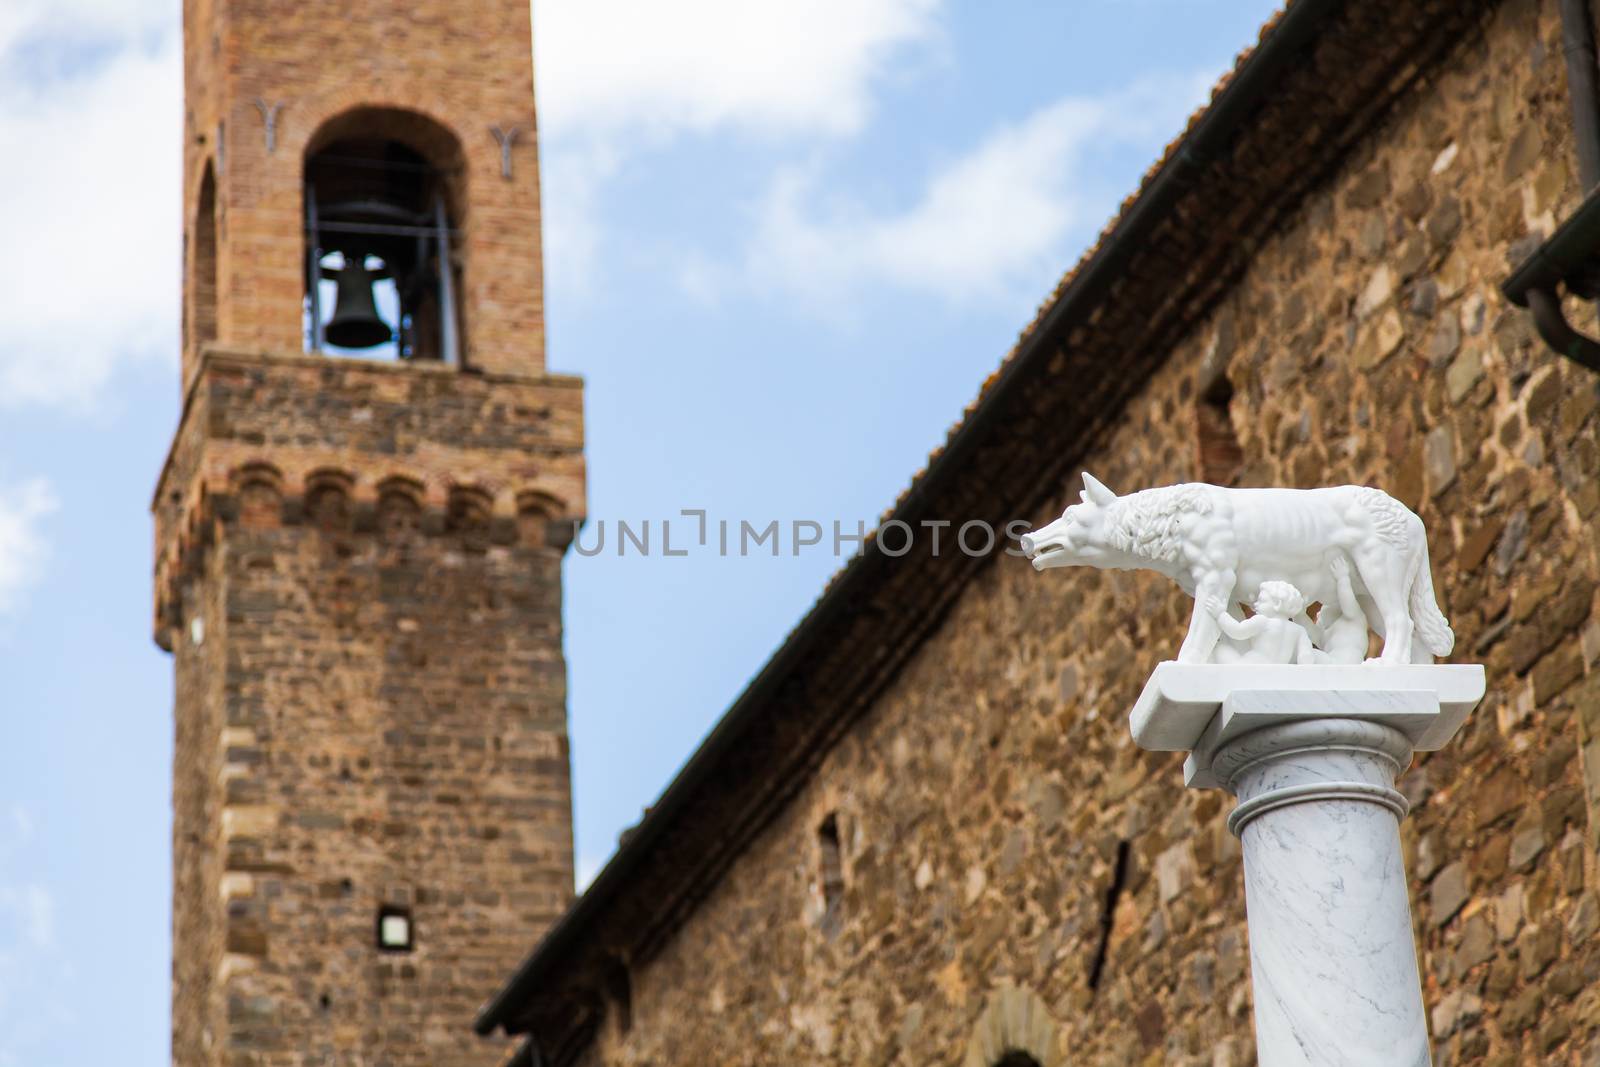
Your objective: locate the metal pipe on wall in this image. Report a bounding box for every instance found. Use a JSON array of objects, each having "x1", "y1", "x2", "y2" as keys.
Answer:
[
  {"x1": 1504, "y1": 0, "x2": 1600, "y2": 370},
  {"x1": 1561, "y1": 0, "x2": 1600, "y2": 191},
  {"x1": 1559, "y1": 0, "x2": 1600, "y2": 335}
]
